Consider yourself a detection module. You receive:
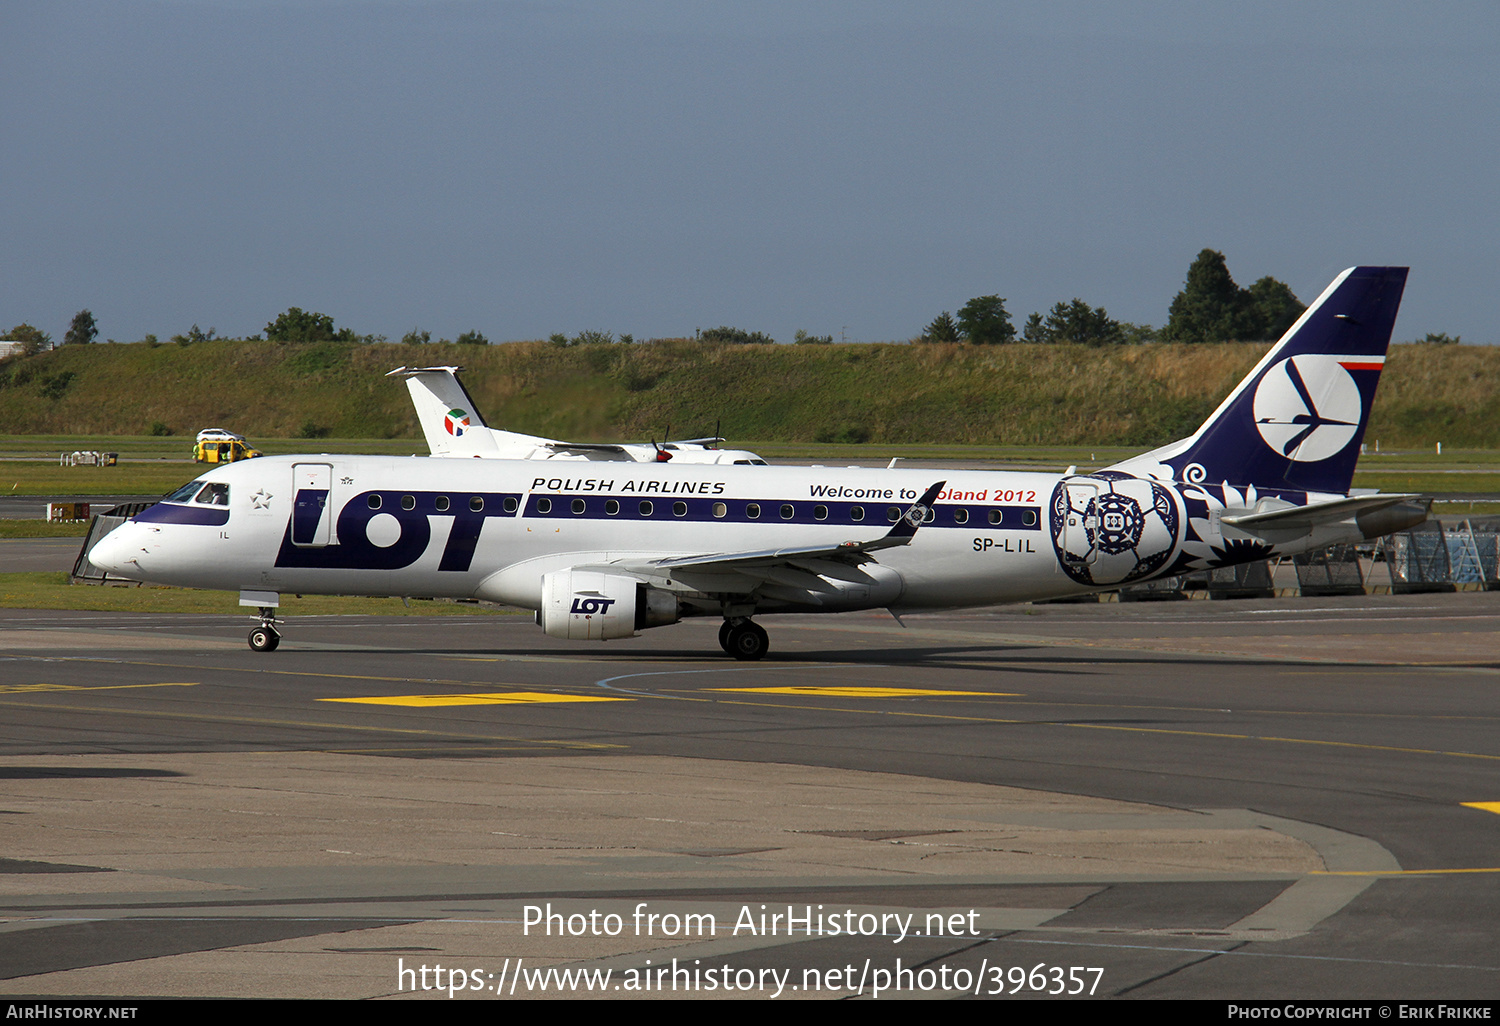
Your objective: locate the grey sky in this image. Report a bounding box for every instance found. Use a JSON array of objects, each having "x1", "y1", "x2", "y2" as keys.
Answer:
[{"x1": 4, "y1": 1, "x2": 1496, "y2": 345}]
